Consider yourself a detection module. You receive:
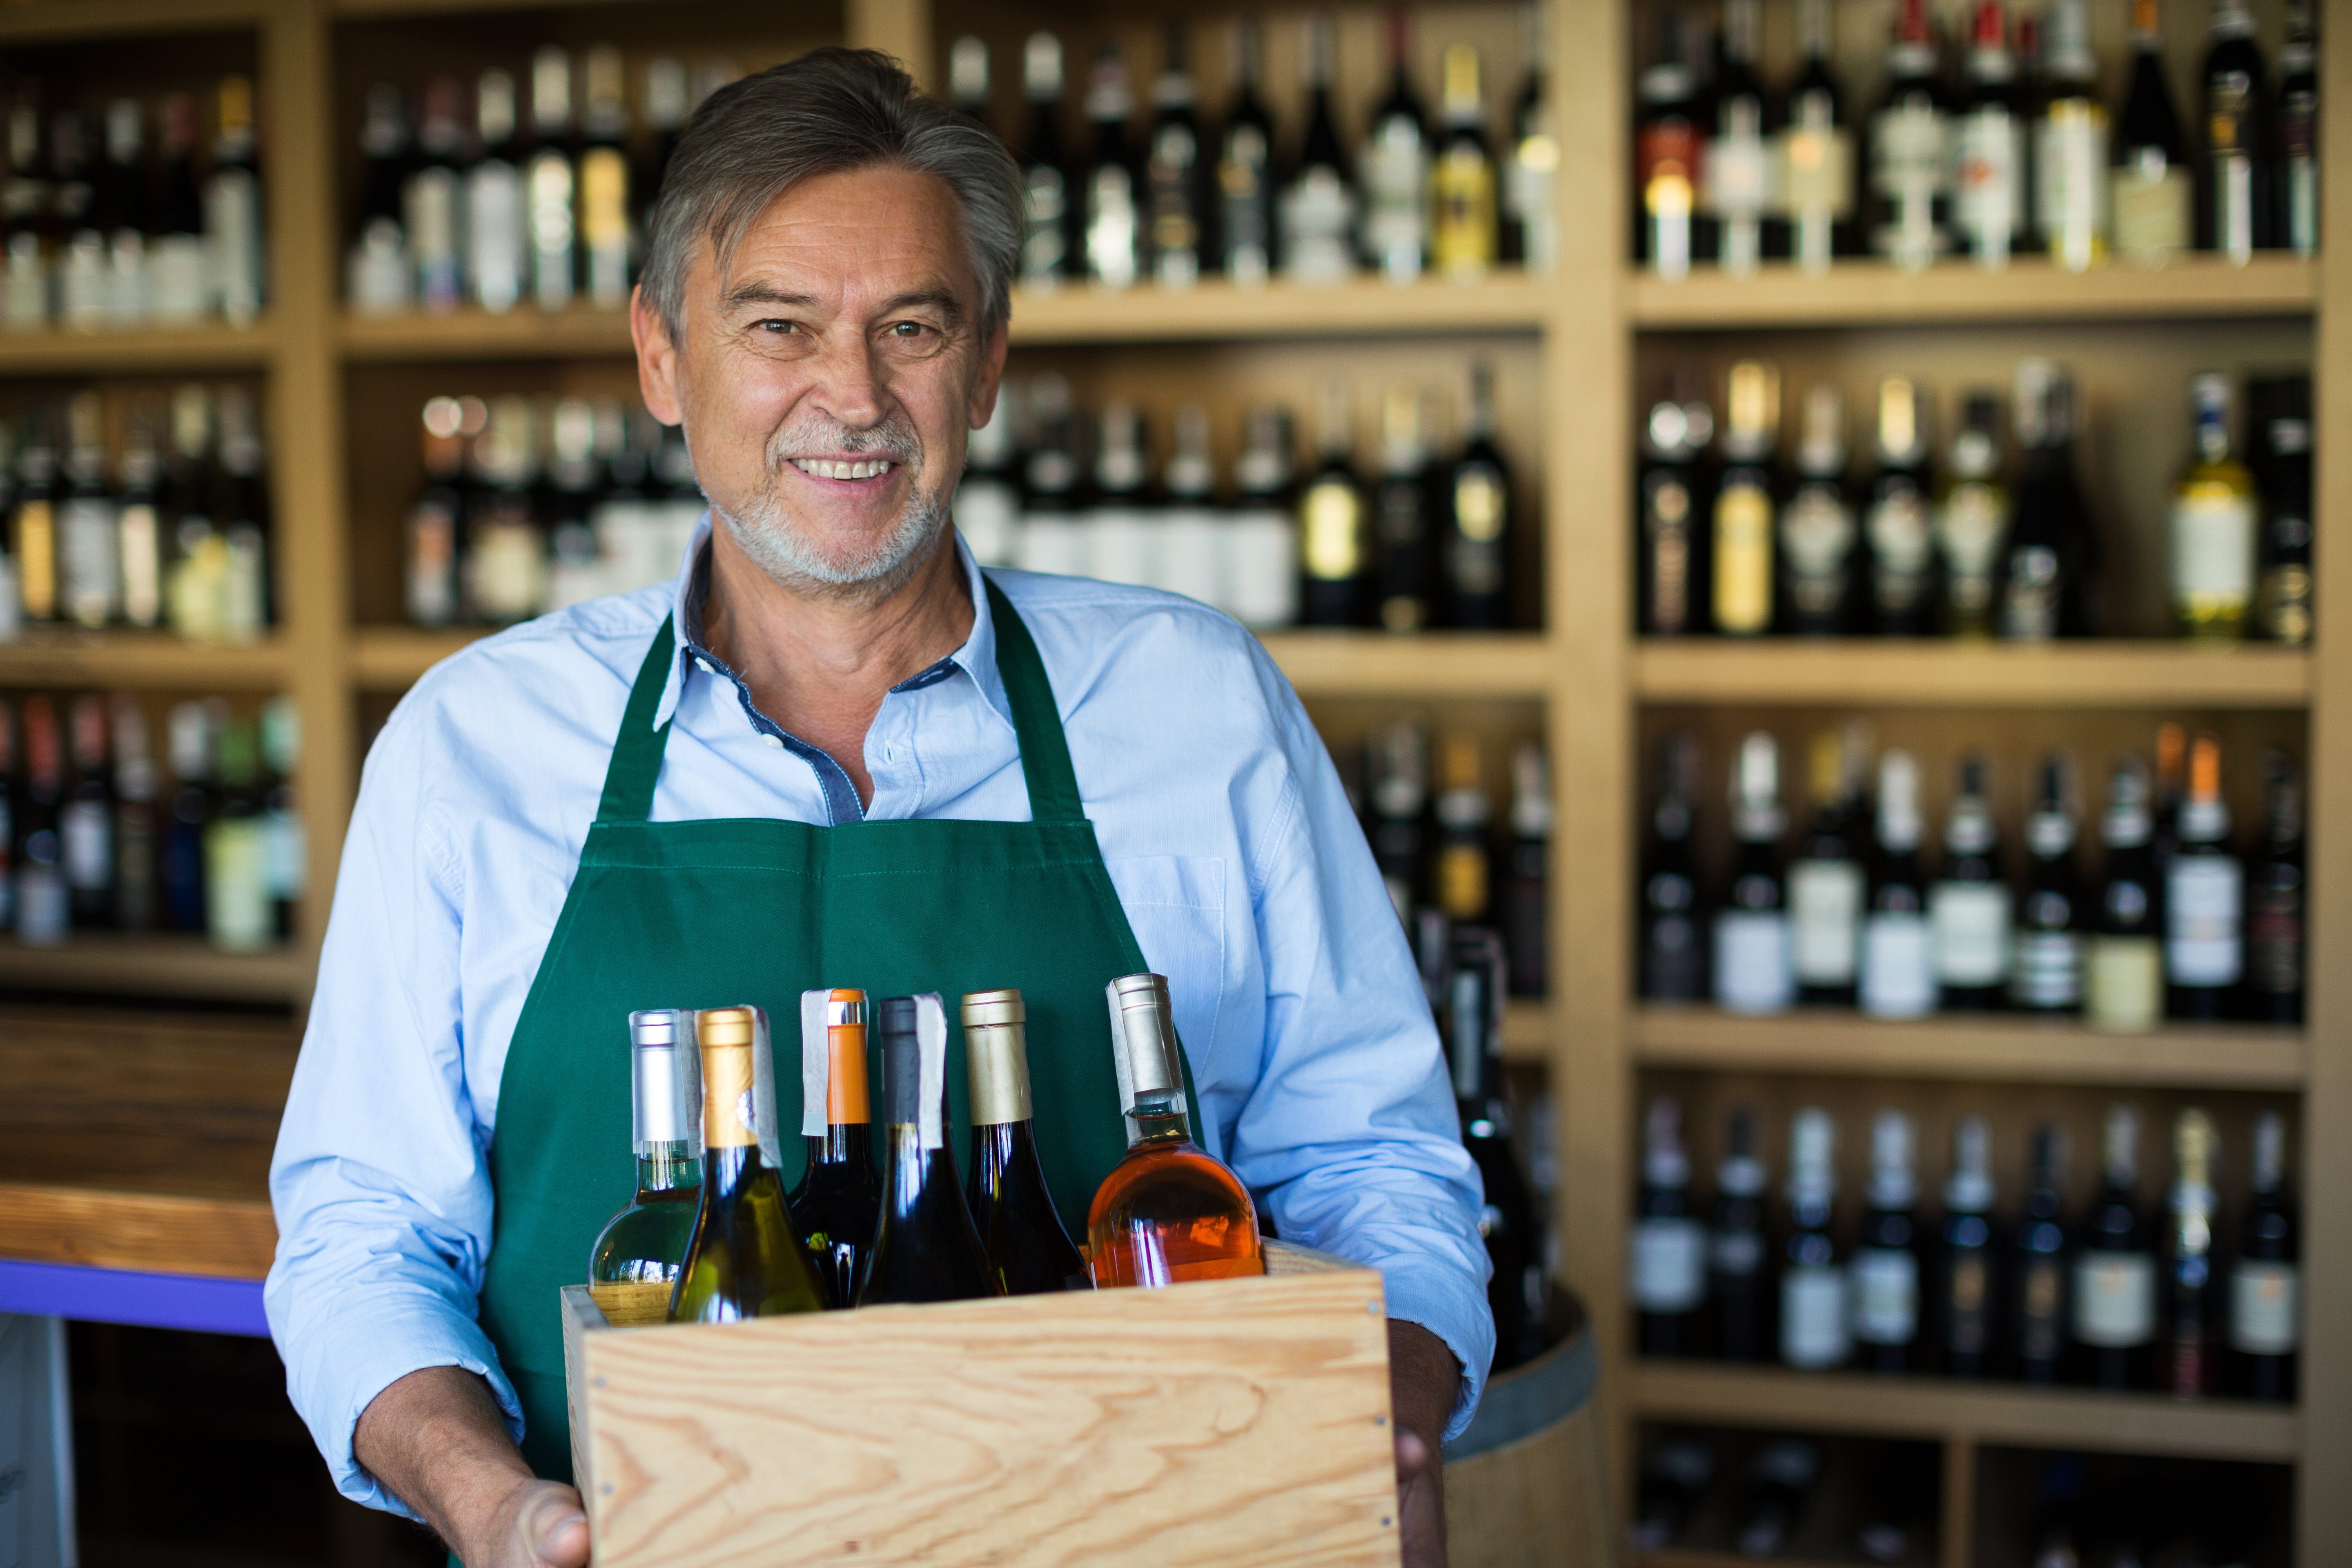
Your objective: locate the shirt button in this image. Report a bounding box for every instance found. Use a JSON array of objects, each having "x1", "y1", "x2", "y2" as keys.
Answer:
[
  {"x1": 694, "y1": 657, "x2": 713, "y2": 674},
  {"x1": 762, "y1": 733, "x2": 784, "y2": 749}
]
